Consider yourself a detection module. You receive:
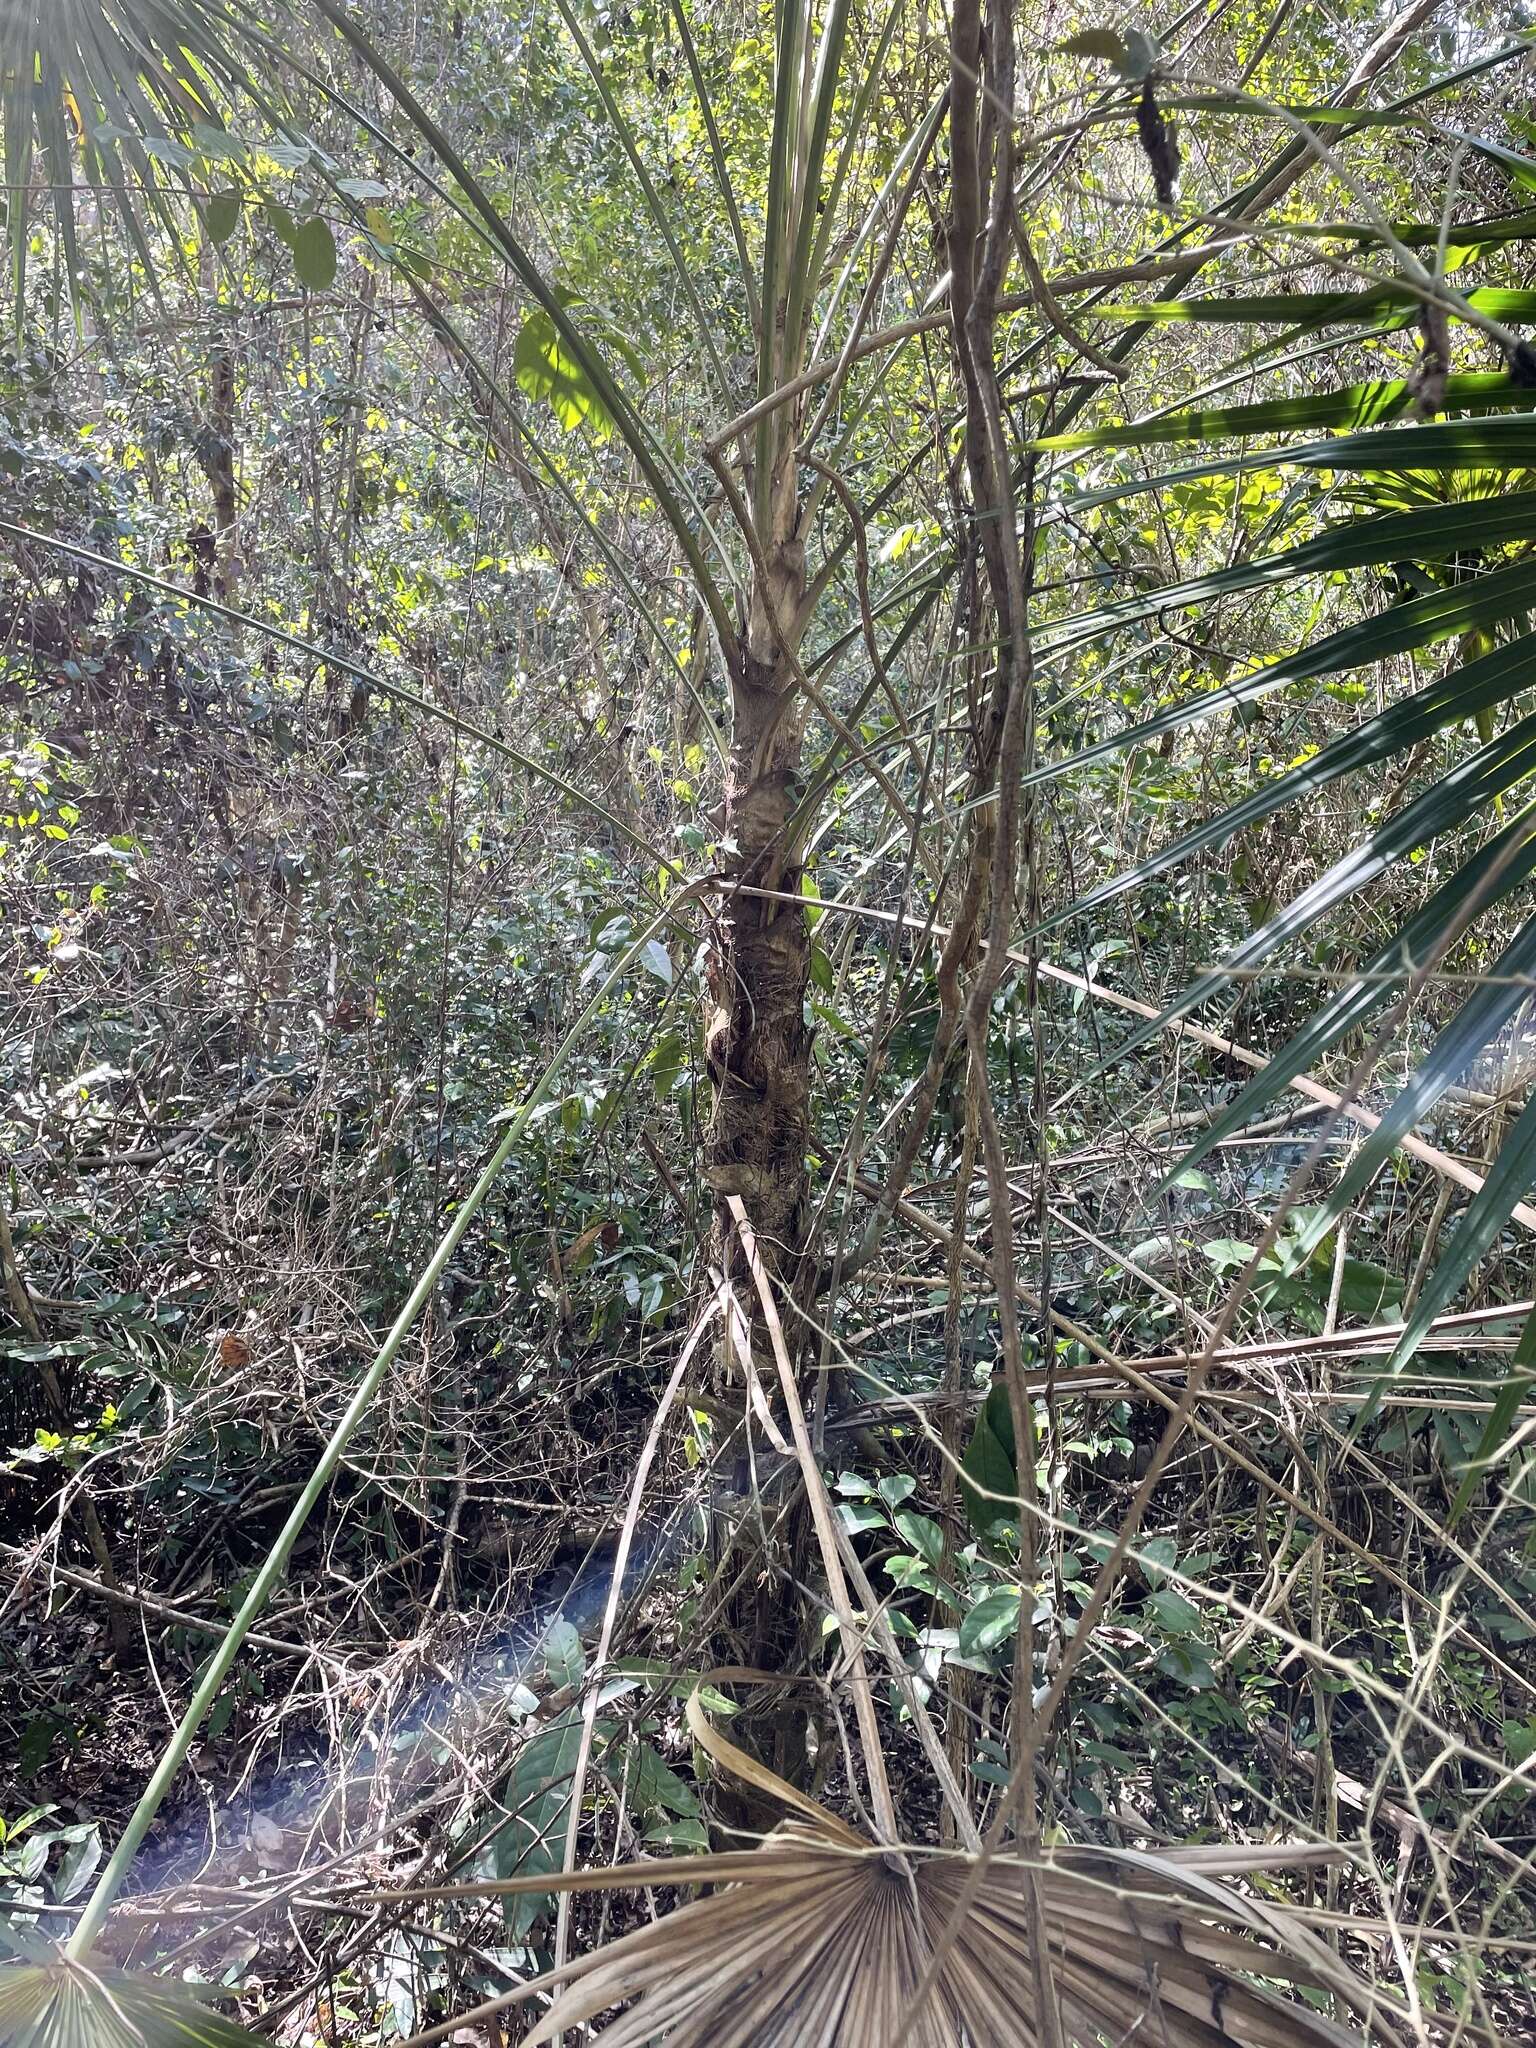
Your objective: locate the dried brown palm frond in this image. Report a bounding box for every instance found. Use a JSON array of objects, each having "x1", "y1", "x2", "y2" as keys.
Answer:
[
  {"x1": 387, "y1": 1709, "x2": 1439, "y2": 2048},
  {"x1": 499, "y1": 1821, "x2": 1387, "y2": 2048}
]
